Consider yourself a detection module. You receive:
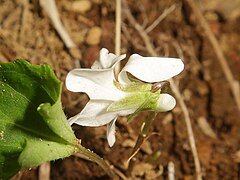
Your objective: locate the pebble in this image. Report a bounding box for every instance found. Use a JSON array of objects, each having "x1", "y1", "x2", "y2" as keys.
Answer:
[
  {"x1": 71, "y1": 0, "x2": 92, "y2": 14},
  {"x1": 197, "y1": 82, "x2": 208, "y2": 96},
  {"x1": 86, "y1": 26, "x2": 102, "y2": 45},
  {"x1": 92, "y1": 0, "x2": 102, "y2": 4}
]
